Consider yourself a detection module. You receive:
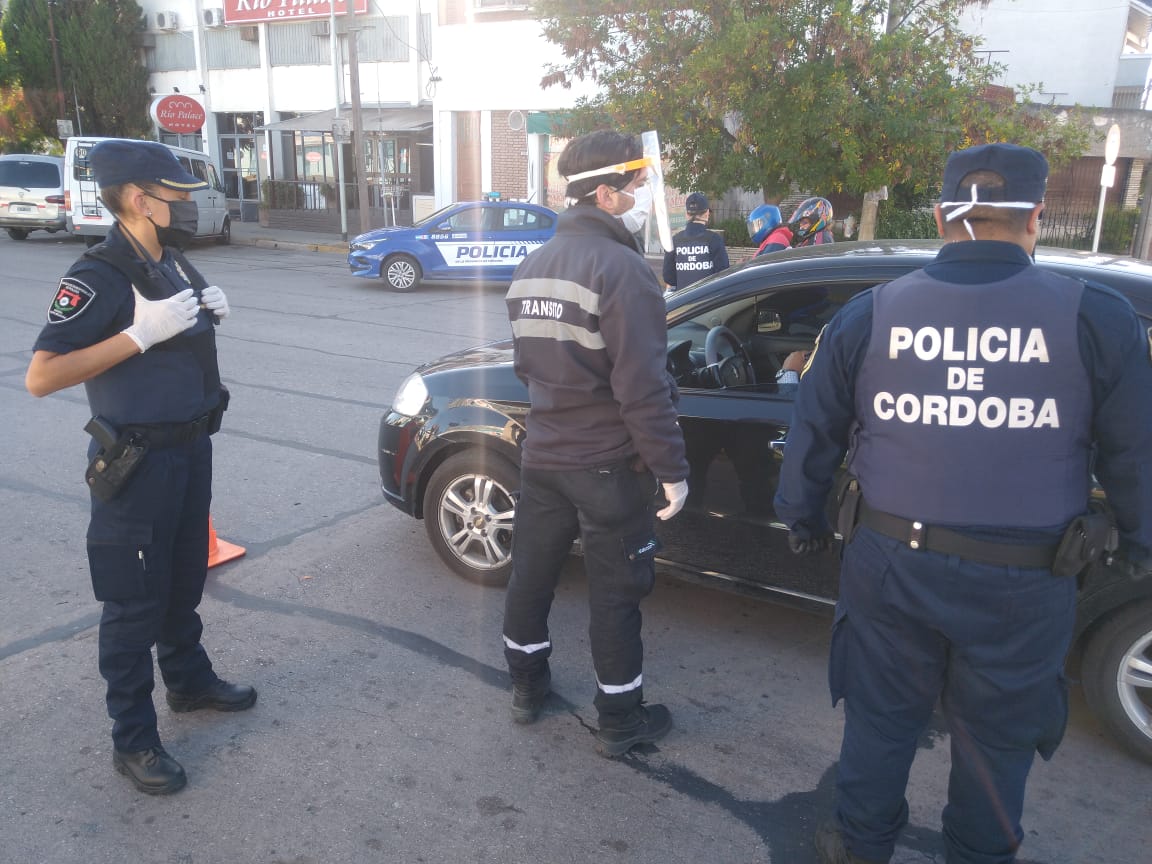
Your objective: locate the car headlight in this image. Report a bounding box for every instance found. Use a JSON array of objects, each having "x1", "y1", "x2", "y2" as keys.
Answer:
[
  {"x1": 392, "y1": 373, "x2": 429, "y2": 416},
  {"x1": 350, "y1": 240, "x2": 376, "y2": 252}
]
